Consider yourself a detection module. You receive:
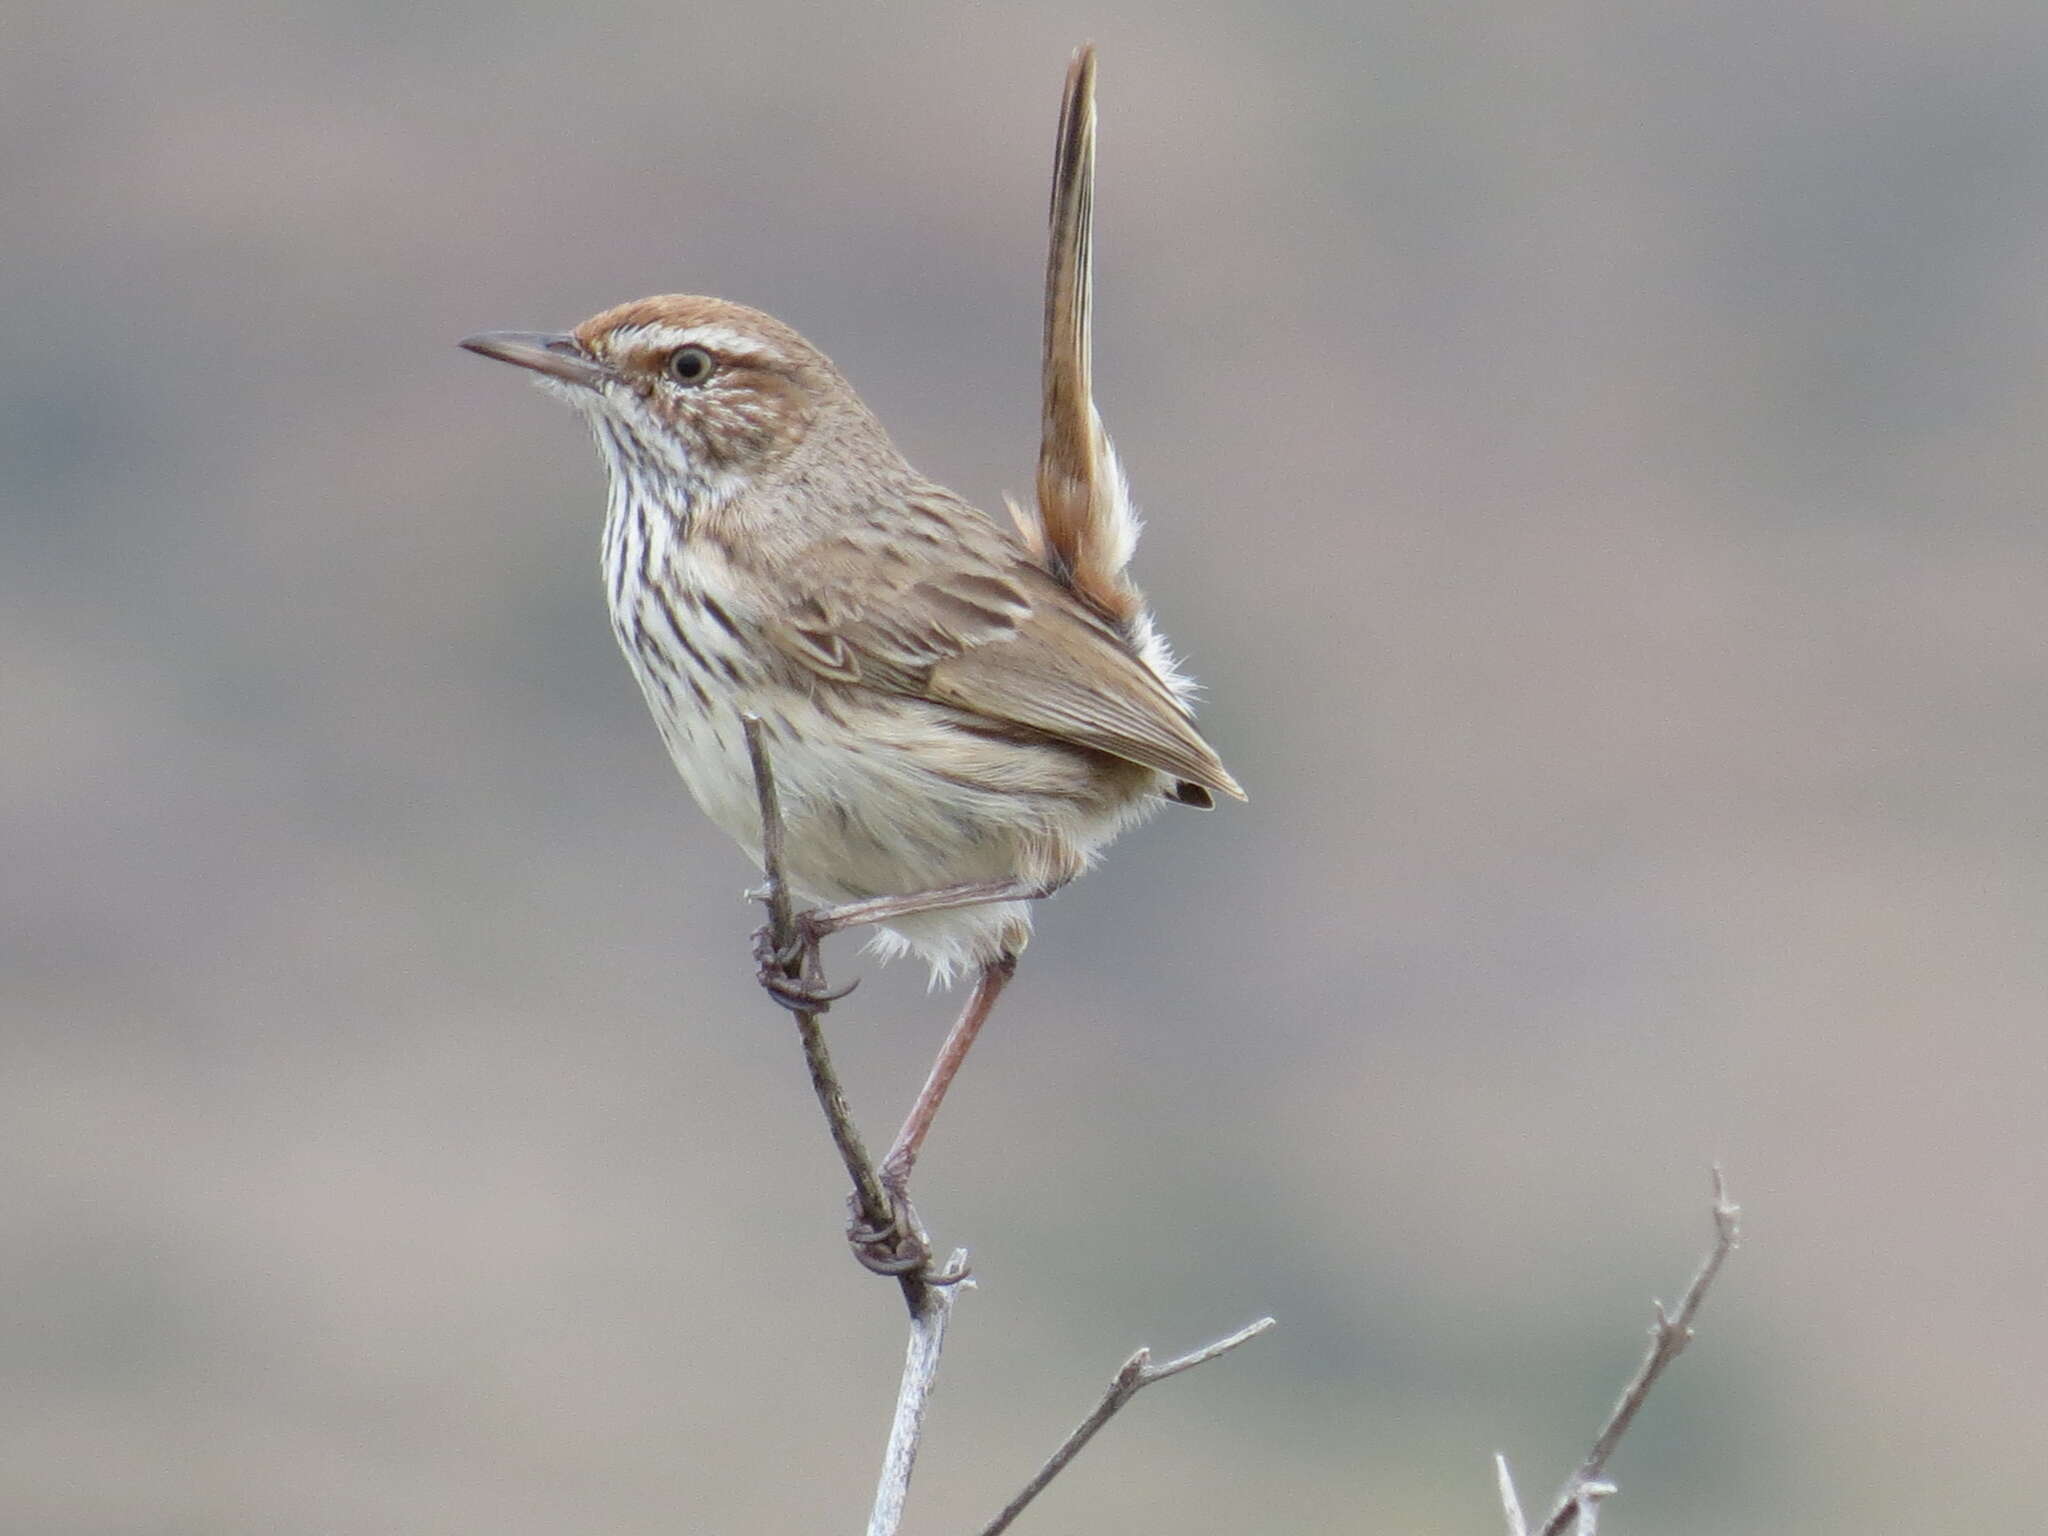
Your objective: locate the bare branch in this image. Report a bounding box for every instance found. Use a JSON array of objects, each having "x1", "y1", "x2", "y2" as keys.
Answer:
[
  {"x1": 743, "y1": 711, "x2": 1266, "y2": 1533},
  {"x1": 1501, "y1": 1450, "x2": 1609, "y2": 1536},
  {"x1": 742, "y1": 714, "x2": 942, "y2": 1312},
  {"x1": 1497, "y1": 1453, "x2": 1528, "y2": 1536},
  {"x1": 867, "y1": 1250, "x2": 972, "y2": 1536},
  {"x1": 744, "y1": 712, "x2": 798, "y2": 959},
  {"x1": 1501, "y1": 1170, "x2": 1741, "y2": 1536},
  {"x1": 977, "y1": 1317, "x2": 1275, "y2": 1536},
  {"x1": 1569, "y1": 1481, "x2": 1616, "y2": 1536}
]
